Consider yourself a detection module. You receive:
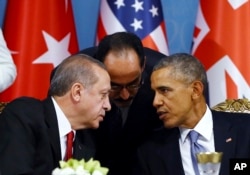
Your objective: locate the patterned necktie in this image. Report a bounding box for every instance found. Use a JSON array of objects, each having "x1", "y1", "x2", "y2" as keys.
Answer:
[
  {"x1": 65, "y1": 131, "x2": 74, "y2": 161},
  {"x1": 189, "y1": 130, "x2": 207, "y2": 175}
]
